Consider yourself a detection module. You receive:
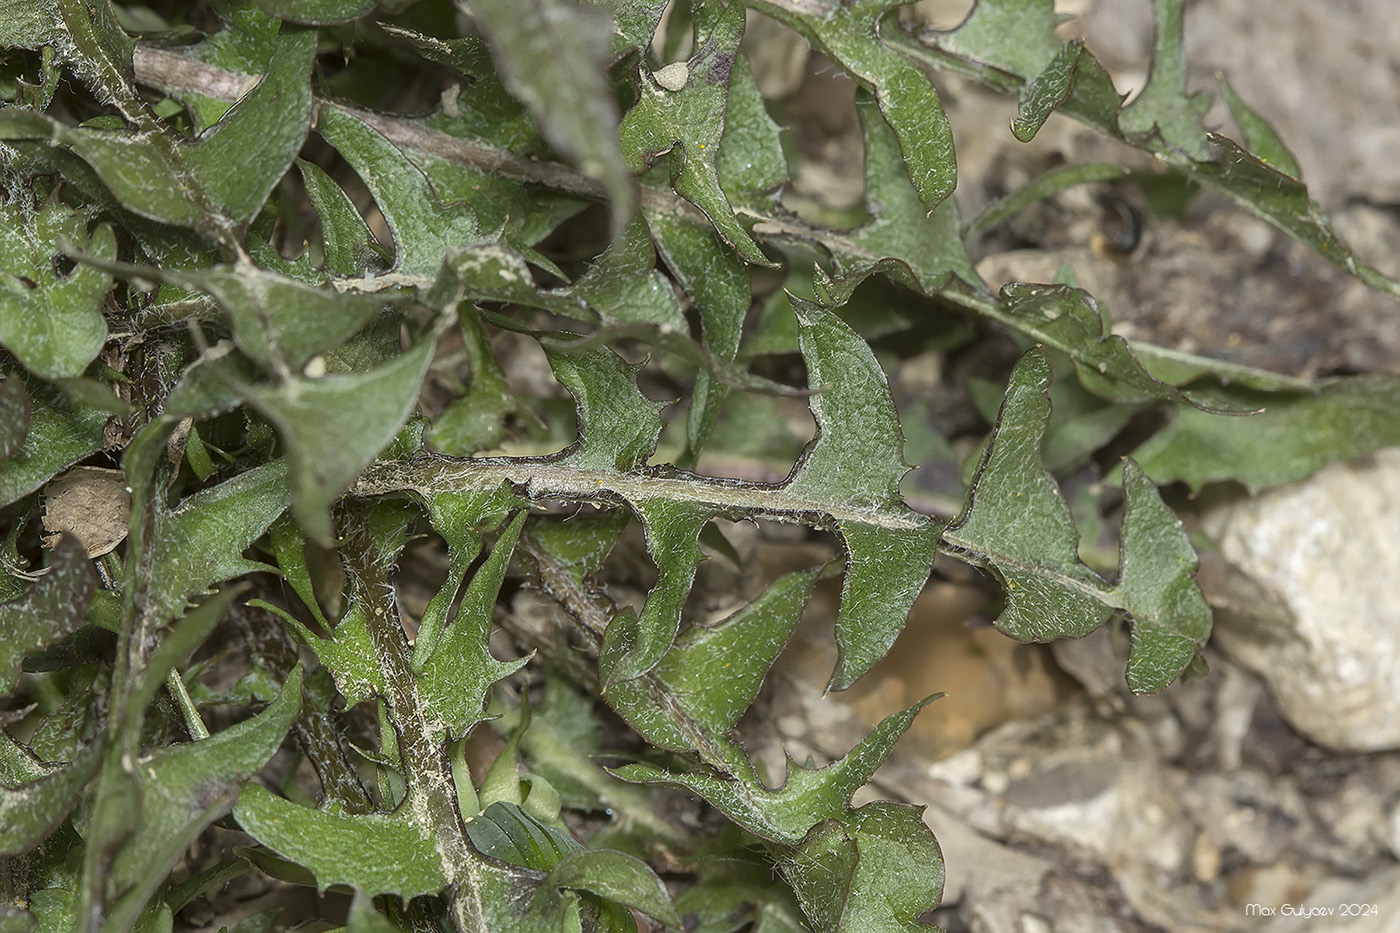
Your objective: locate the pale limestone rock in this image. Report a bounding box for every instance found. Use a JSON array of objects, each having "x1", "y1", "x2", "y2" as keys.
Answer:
[{"x1": 1201, "y1": 448, "x2": 1400, "y2": 752}]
